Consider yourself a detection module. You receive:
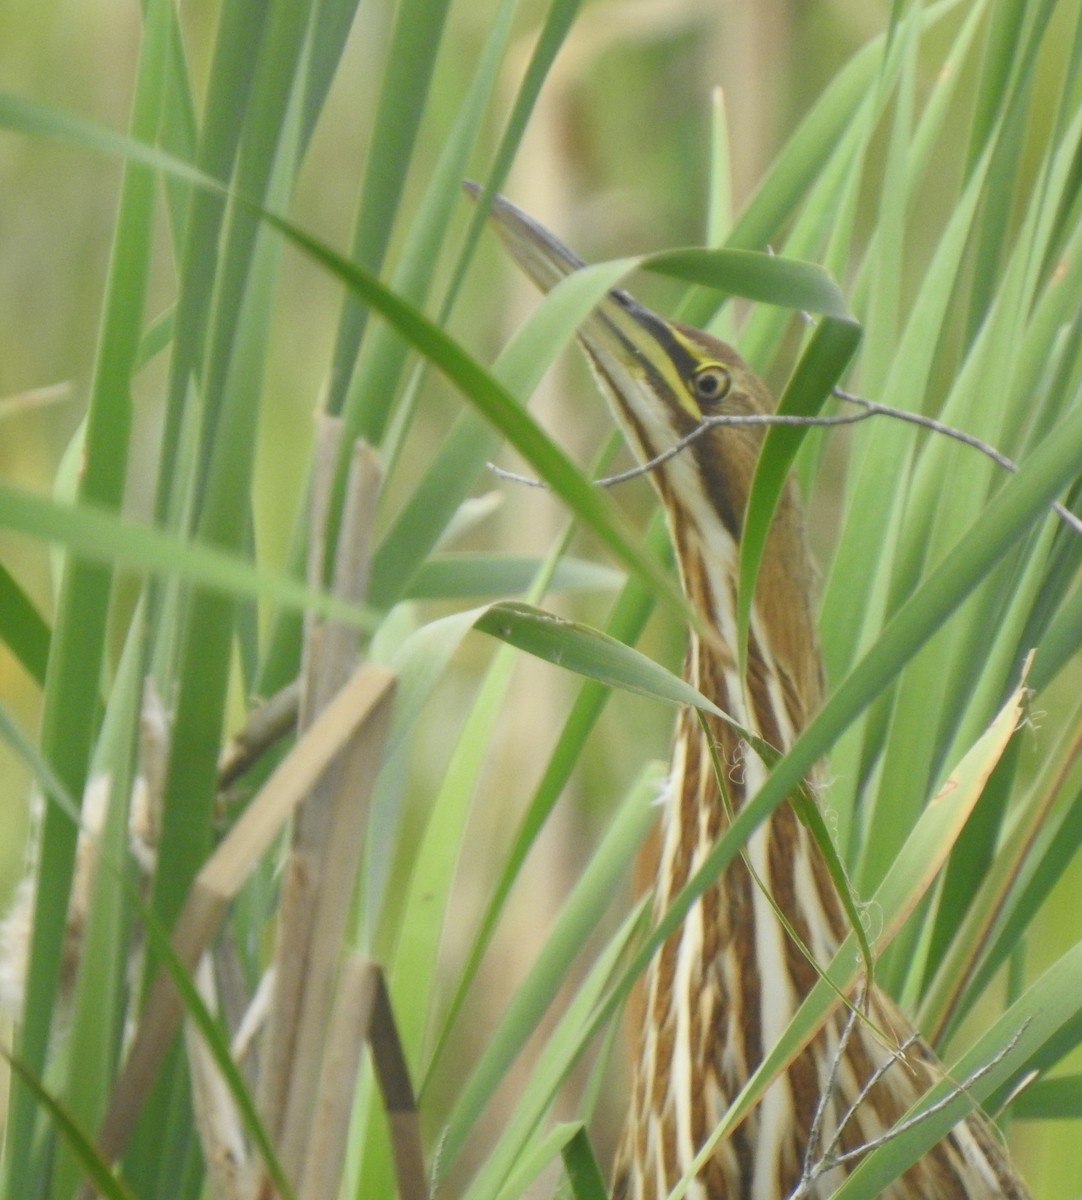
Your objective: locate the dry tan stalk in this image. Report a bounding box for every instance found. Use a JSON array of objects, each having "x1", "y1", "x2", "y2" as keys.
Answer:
[
  {"x1": 231, "y1": 963, "x2": 276, "y2": 1067},
  {"x1": 256, "y1": 429, "x2": 383, "y2": 1163},
  {"x1": 81, "y1": 663, "x2": 395, "y2": 1194},
  {"x1": 199, "y1": 666, "x2": 393, "y2": 903},
  {"x1": 297, "y1": 956, "x2": 379, "y2": 1200},
  {"x1": 186, "y1": 957, "x2": 250, "y2": 1200},
  {"x1": 276, "y1": 653, "x2": 394, "y2": 1182},
  {"x1": 303, "y1": 437, "x2": 382, "y2": 723},
  {"x1": 252, "y1": 852, "x2": 312, "y2": 1151},
  {"x1": 271, "y1": 957, "x2": 428, "y2": 1200}
]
